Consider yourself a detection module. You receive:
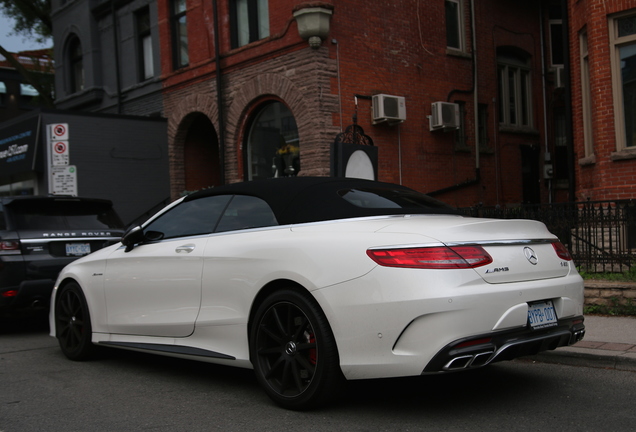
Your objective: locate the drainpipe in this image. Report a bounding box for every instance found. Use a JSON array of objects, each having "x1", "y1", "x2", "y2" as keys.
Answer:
[
  {"x1": 561, "y1": 0, "x2": 575, "y2": 202},
  {"x1": 431, "y1": 0, "x2": 480, "y2": 197},
  {"x1": 111, "y1": 0, "x2": 122, "y2": 114},
  {"x1": 213, "y1": 0, "x2": 226, "y2": 184},
  {"x1": 471, "y1": 0, "x2": 480, "y2": 180},
  {"x1": 539, "y1": 4, "x2": 551, "y2": 203}
]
